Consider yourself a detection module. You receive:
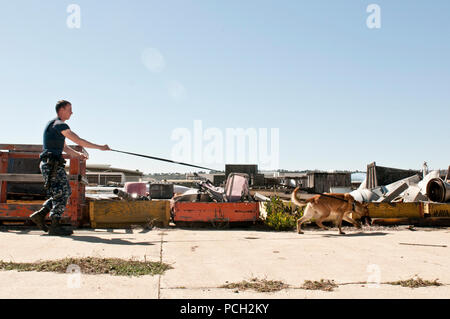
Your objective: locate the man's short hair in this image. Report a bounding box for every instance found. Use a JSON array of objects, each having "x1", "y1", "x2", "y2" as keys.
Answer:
[{"x1": 55, "y1": 100, "x2": 71, "y2": 113}]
